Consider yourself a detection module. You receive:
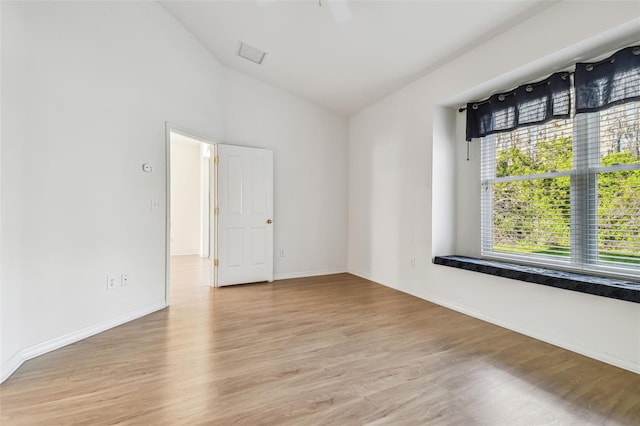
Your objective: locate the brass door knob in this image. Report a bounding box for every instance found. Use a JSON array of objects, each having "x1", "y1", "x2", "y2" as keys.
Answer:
[{"x1": 267, "y1": 219, "x2": 273, "y2": 224}]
